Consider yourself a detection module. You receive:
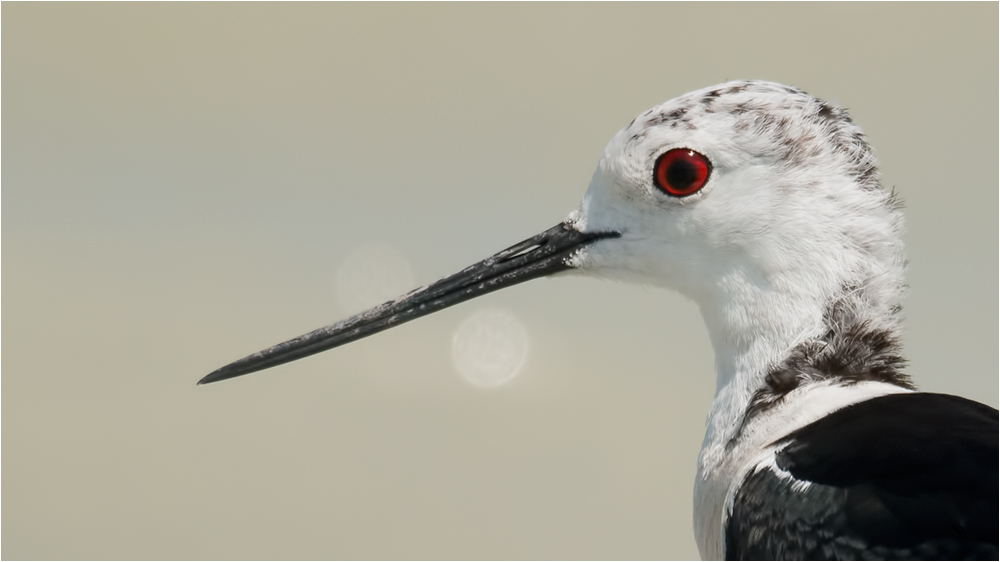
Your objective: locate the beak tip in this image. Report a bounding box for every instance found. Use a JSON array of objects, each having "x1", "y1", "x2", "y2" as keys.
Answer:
[{"x1": 197, "y1": 369, "x2": 230, "y2": 386}]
